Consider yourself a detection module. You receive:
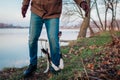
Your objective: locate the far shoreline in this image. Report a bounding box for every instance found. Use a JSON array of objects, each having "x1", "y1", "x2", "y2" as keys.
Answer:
[{"x1": 0, "y1": 27, "x2": 80, "y2": 30}]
